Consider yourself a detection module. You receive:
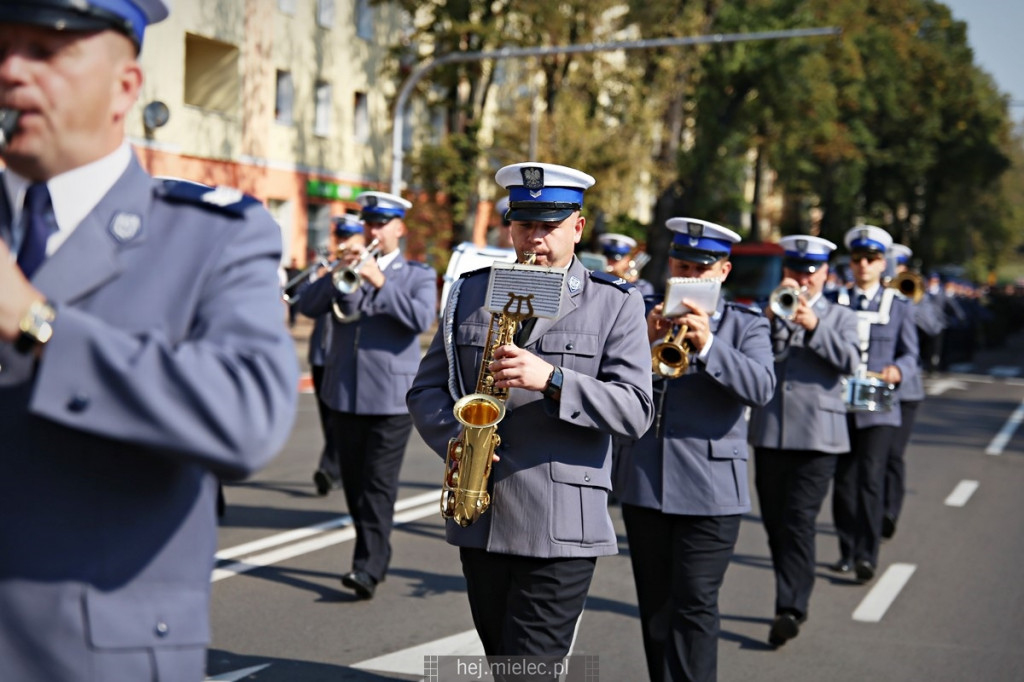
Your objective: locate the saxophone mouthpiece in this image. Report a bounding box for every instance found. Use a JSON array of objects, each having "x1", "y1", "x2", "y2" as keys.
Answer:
[
  {"x1": 522, "y1": 252, "x2": 537, "y2": 265},
  {"x1": 0, "y1": 109, "x2": 20, "y2": 152}
]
